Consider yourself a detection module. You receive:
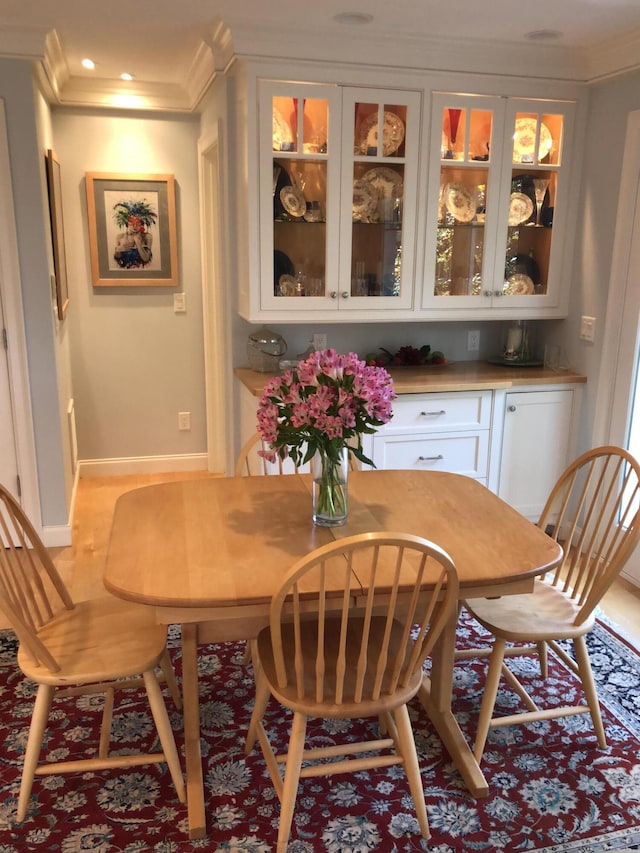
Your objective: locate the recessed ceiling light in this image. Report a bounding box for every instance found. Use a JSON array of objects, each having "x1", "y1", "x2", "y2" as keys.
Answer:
[
  {"x1": 81, "y1": 58, "x2": 95, "y2": 70},
  {"x1": 525, "y1": 29, "x2": 562, "y2": 41},
  {"x1": 120, "y1": 73, "x2": 134, "y2": 81},
  {"x1": 333, "y1": 12, "x2": 374, "y2": 25}
]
